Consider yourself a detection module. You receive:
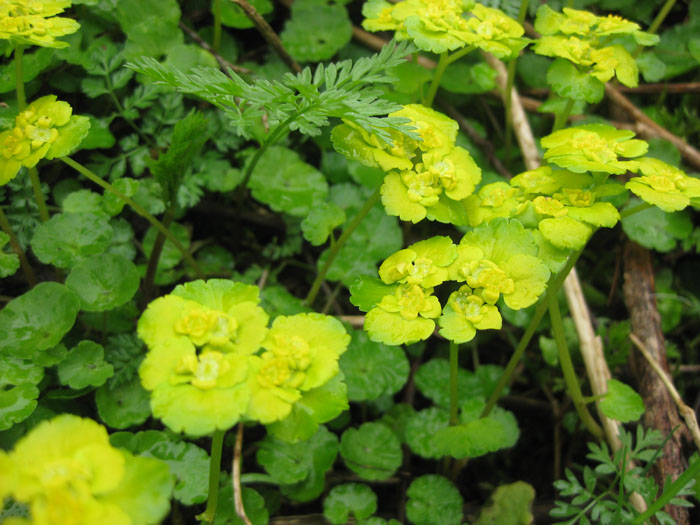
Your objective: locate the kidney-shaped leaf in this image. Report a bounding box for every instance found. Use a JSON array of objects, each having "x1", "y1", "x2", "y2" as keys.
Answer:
[
  {"x1": 340, "y1": 422, "x2": 402, "y2": 481},
  {"x1": 406, "y1": 475, "x2": 463, "y2": 525},
  {"x1": 66, "y1": 253, "x2": 140, "y2": 312}
]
